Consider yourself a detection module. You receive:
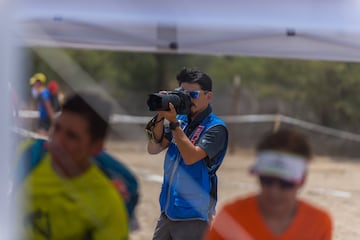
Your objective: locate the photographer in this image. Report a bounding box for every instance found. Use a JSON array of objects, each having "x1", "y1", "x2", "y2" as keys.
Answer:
[{"x1": 146, "y1": 68, "x2": 228, "y2": 240}]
